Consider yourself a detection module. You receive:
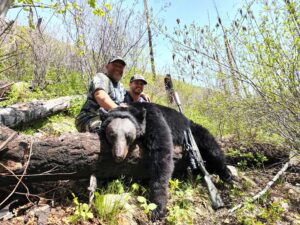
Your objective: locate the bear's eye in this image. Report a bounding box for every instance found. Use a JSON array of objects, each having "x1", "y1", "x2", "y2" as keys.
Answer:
[
  {"x1": 126, "y1": 135, "x2": 133, "y2": 144},
  {"x1": 107, "y1": 132, "x2": 117, "y2": 138}
]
